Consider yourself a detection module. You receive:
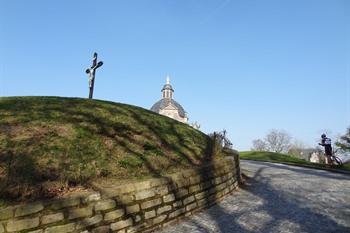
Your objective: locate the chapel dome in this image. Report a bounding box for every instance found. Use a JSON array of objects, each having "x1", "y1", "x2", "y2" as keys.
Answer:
[
  {"x1": 150, "y1": 76, "x2": 188, "y2": 123},
  {"x1": 151, "y1": 98, "x2": 186, "y2": 118}
]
